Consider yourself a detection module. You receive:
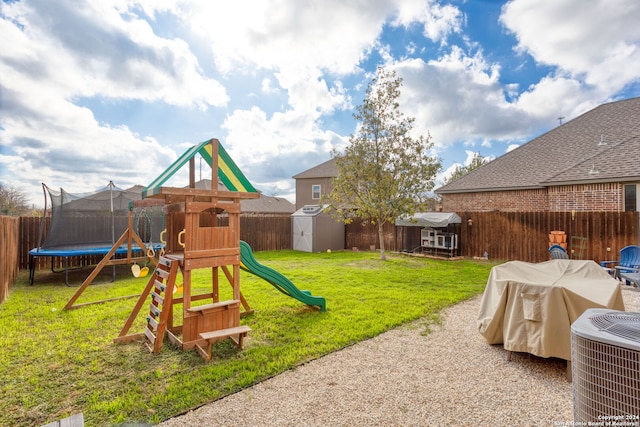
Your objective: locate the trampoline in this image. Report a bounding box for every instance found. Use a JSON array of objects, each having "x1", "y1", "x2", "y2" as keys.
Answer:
[
  {"x1": 29, "y1": 182, "x2": 165, "y2": 286},
  {"x1": 29, "y1": 243, "x2": 163, "y2": 285}
]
